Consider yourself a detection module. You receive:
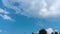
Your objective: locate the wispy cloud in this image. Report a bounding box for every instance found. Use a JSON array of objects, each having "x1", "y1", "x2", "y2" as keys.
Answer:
[
  {"x1": 0, "y1": 8, "x2": 9, "y2": 14},
  {"x1": 0, "y1": 14, "x2": 14, "y2": 21},
  {"x1": 0, "y1": 8, "x2": 15, "y2": 21},
  {"x1": 0, "y1": 29, "x2": 7, "y2": 33},
  {"x1": 2, "y1": 0, "x2": 41, "y2": 17},
  {"x1": 0, "y1": 30, "x2": 3, "y2": 32}
]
